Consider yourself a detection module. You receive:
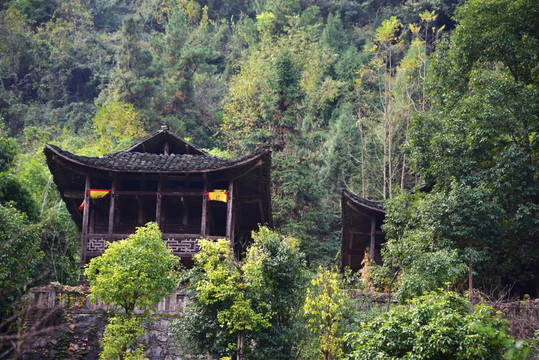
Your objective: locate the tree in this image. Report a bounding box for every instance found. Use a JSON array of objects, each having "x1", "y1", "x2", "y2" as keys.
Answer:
[
  {"x1": 85, "y1": 222, "x2": 178, "y2": 360},
  {"x1": 91, "y1": 95, "x2": 147, "y2": 155},
  {"x1": 369, "y1": 16, "x2": 404, "y2": 199},
  {"x1": 0, "y1": 202, "x2": 43, "y2": 317},
  {"x1": 0, "y1": 131, "x2": 37, "y2": 220},
  {"x1": 220, "y1": 14, "x2": 341, "y2": 265},
  {"x1": 345, "y1": 290, "x2": 529, "y2": 359},
  {"x1": 85, "y1": 222, "x2": 178, "y2": 315},
  {"x1": 187, "y1": 237, "x2": 272, "y2": 360},
  {"x1": 303, "y1": 266, "x2": 348, "y2": 360},
  {"x1": 242, "y1": 227, "x2": 309, "y2": 359},
  {"x1": 99, "y1": 316, "x2": 147, "y2": 360},
  {"x1": 400, "y1": 0, "x2": 539, "y2": 294},
  {"x1": 174, "y1": 227, "x2": 308, "y2": 360}
]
